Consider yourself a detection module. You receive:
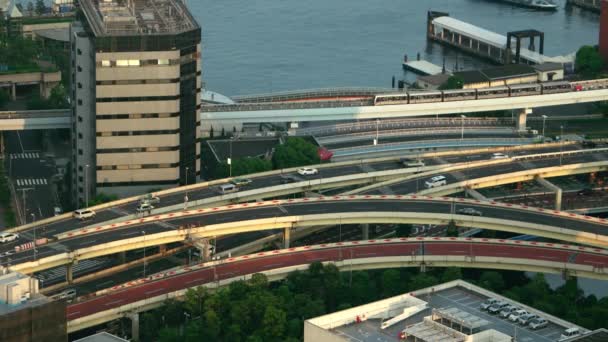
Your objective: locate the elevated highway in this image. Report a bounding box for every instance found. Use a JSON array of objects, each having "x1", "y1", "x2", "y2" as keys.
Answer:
[
  {"x1": 6, "y1": 195, "x2": 608, "y2": 275},
  {"x1": 65, "y1": 238, "x2": 608, "y2": 332},
  {"x1": 3, "y1": 143, "x2": 577, "y2": 241},
  {"x1": 0, "y1": 110, "x2": 70, "y2": 130},
  {"x1": 202, "y1": 86, "x2": 608, "y2": 124}
]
